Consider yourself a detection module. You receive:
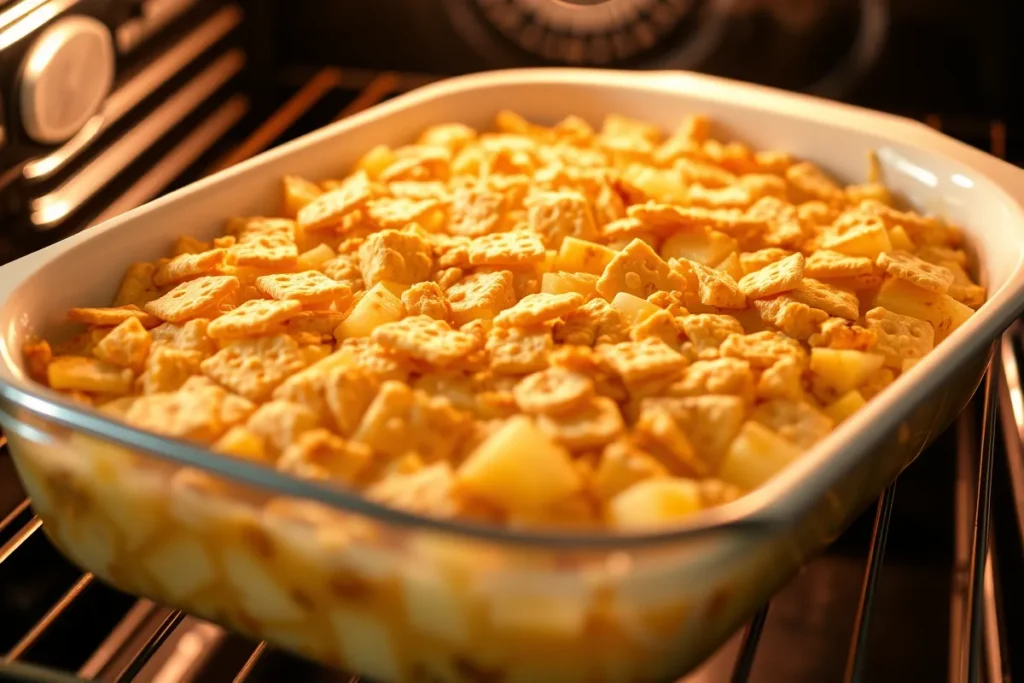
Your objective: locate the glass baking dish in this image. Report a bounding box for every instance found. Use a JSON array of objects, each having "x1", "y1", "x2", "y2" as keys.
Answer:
[{"x1": 2, "y1": 68, "x2": 1024, "y2": 682}]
